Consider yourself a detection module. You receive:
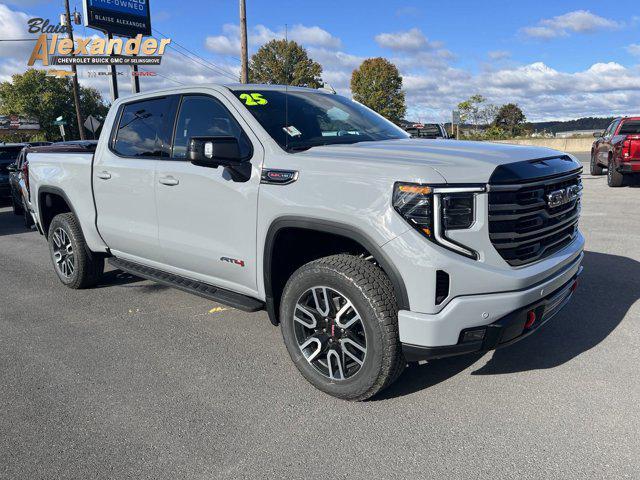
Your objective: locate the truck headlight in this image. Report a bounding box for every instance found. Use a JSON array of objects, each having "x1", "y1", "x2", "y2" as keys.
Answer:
[{"x1": 393, "y1": 183, "x2": 485, "y2": 259}]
